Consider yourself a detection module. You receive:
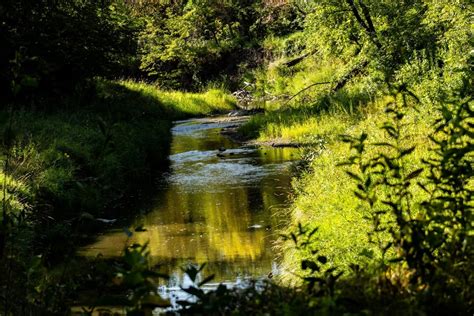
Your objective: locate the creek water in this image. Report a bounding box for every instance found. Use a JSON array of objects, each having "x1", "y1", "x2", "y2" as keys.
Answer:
[{"x1": 79, "y1": 115, "x2": 299, "y2": 309}]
